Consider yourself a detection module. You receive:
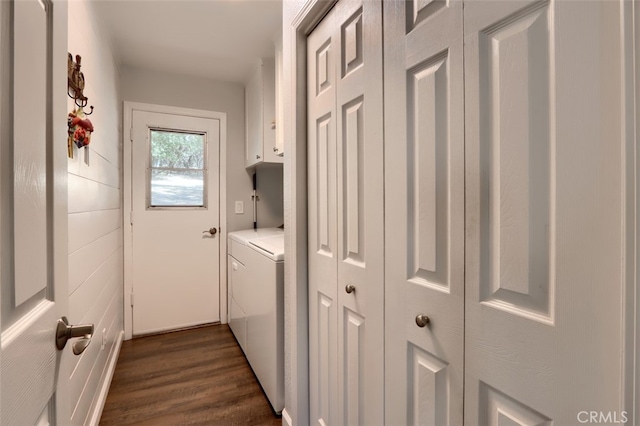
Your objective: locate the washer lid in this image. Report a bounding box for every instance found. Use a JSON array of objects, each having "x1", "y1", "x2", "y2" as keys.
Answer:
[
  {"x1": 228, "y1": 228, "x2": 283, "y2": 246},
  {"x1": 248, "y1": 234, "x2": 285, "y2": 261}
]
